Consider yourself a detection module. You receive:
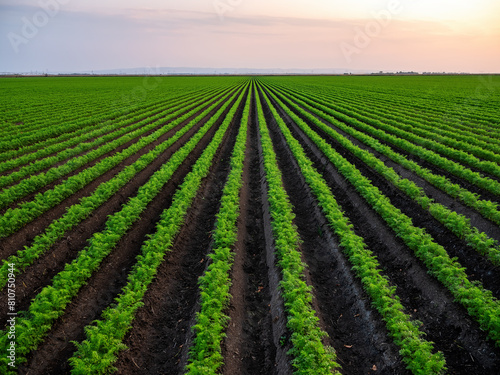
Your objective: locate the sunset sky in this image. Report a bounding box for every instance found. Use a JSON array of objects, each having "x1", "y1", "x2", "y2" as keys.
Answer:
[{"x1": 1, "y1": 0, "x2": 499, "y2": 73}]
